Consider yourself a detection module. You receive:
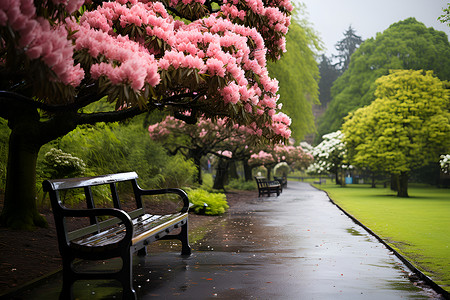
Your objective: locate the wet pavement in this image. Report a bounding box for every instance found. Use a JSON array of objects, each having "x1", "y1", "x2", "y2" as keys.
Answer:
[{"x1": 4, "y1": 181, "x2": 444, "y2": 299}]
